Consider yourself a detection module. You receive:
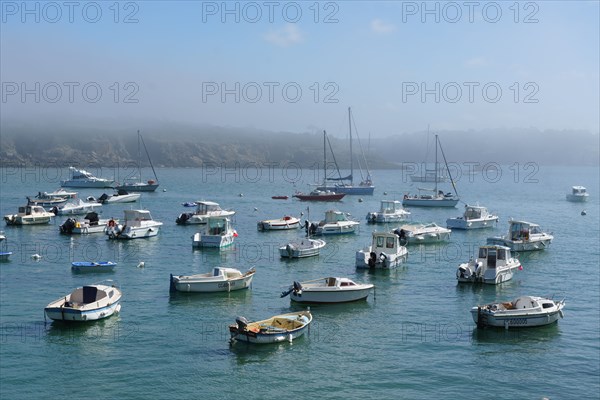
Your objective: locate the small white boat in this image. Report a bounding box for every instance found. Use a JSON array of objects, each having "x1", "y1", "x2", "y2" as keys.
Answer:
[
  {"x1": 487, "y1": 219, "x2": 553, "y2": 251},
  {"x1": 27, "y1": 193, "x2": 68, "y2": 207},
  {"x1": 312, "y1": 210, "x2": 360, "y2": 235},
  {"x1": 60, "y1": 212, "x2": 117, "y2": 234},
  {"x1": 0, "y1": 232, "x2": 10, "y2": 261},
  {"x1": 106, "y1": 209, "x2": 162, "y2": 240},
  {"x1": 471, "y1": 296, "x2": 565, "y2": 329},
  {"x1": 40, "y1": 188, "x2": 78, "y2": 199},
  {"x1": 281, "y1": 277, "x2": 374, "y2": 303},
  {"x1": 192, "y1": 216, "x2": 236, "y2": 248},
  {"x1": 97, "y1": 190, "x2": 141, "y2": 204},
  {"x1": 456, "y1": 245, "x2": 521, "y2": 284},
  {"x1": 169, "y1": 267, "x2": 255, "y2": 293},
  {"x1": 4, "y1": 205, "x2": 54, "y2": 225},
  {"x1": 229, "y1": 310, "x2": 312, "y2": 344},
  {"x1": 52, "y1": 198, "x2": 102, "y2": 216},
  {"x1": 44, "y1": 281, "x2": 122, "y2": 322},
  {"x1": 61, "y1": 166, "x2": 115, "y2": 188},
  {"x1": 394, "y1": 223, "x2": 451, "y2": 244},
  {"x1": 446, "y1": 204, "x2": 498, "y2": 230},
  {"x1": 71, "y1": 261, "x2": 117, "y2": 273},
  {"x1": 279, "y1": 238, "x2": 326, "y2": 258},
  {"x1": 356, "y1": 231, "x2": 408, "y2": 269},
  {"x1": 566, "y1": 186, "x2": 589, "y2": 202},
  {"x1": 176, "y1": 200, "x2": 235, "y2": 225},
  {"x1": 257, "y1": 216, "x2": 300, "y2": 231},
  {"x1": 366, "y1": 200, "x2": 411, "y2": 223}
]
